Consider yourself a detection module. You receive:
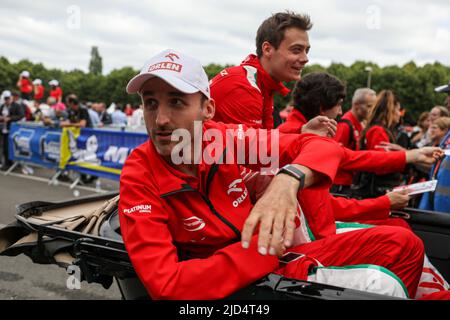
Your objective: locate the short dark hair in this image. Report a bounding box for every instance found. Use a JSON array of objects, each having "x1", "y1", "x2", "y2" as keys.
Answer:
[
  {"x1": 66, "y1": 94, "x2": 79, "y2": 105},
  {"x1": 200, "y1": 94, "x2": 209, "y2": 105},
  {"x1": 256, "y1": 11, "x2": 313, "y2": 58},
  {"x1": 292, "y1": 72, "x2": 346, "y2": 120}
]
